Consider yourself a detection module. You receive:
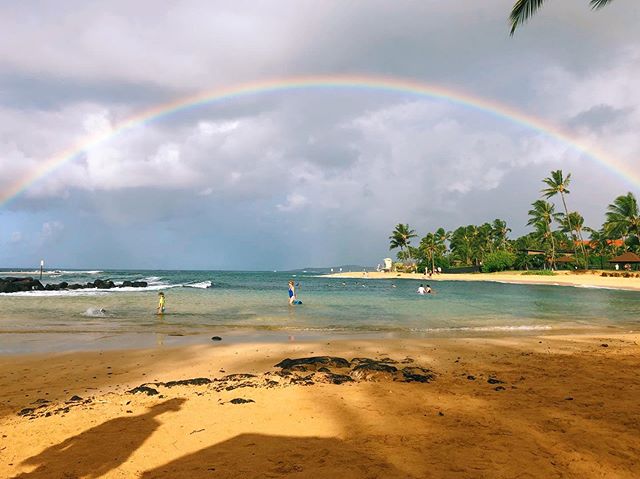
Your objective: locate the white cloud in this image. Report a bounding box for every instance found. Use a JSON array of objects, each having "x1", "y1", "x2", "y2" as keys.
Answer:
[{"x1": 277, "y1": 193, "x2": 309, "y2": 212}]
